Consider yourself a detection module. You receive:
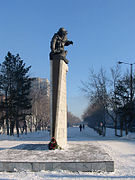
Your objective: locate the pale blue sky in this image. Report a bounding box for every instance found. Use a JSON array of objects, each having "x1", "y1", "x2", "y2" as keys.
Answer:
[{"x1": 0, "y1": 0, "x2": 135, "y2": 118}]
